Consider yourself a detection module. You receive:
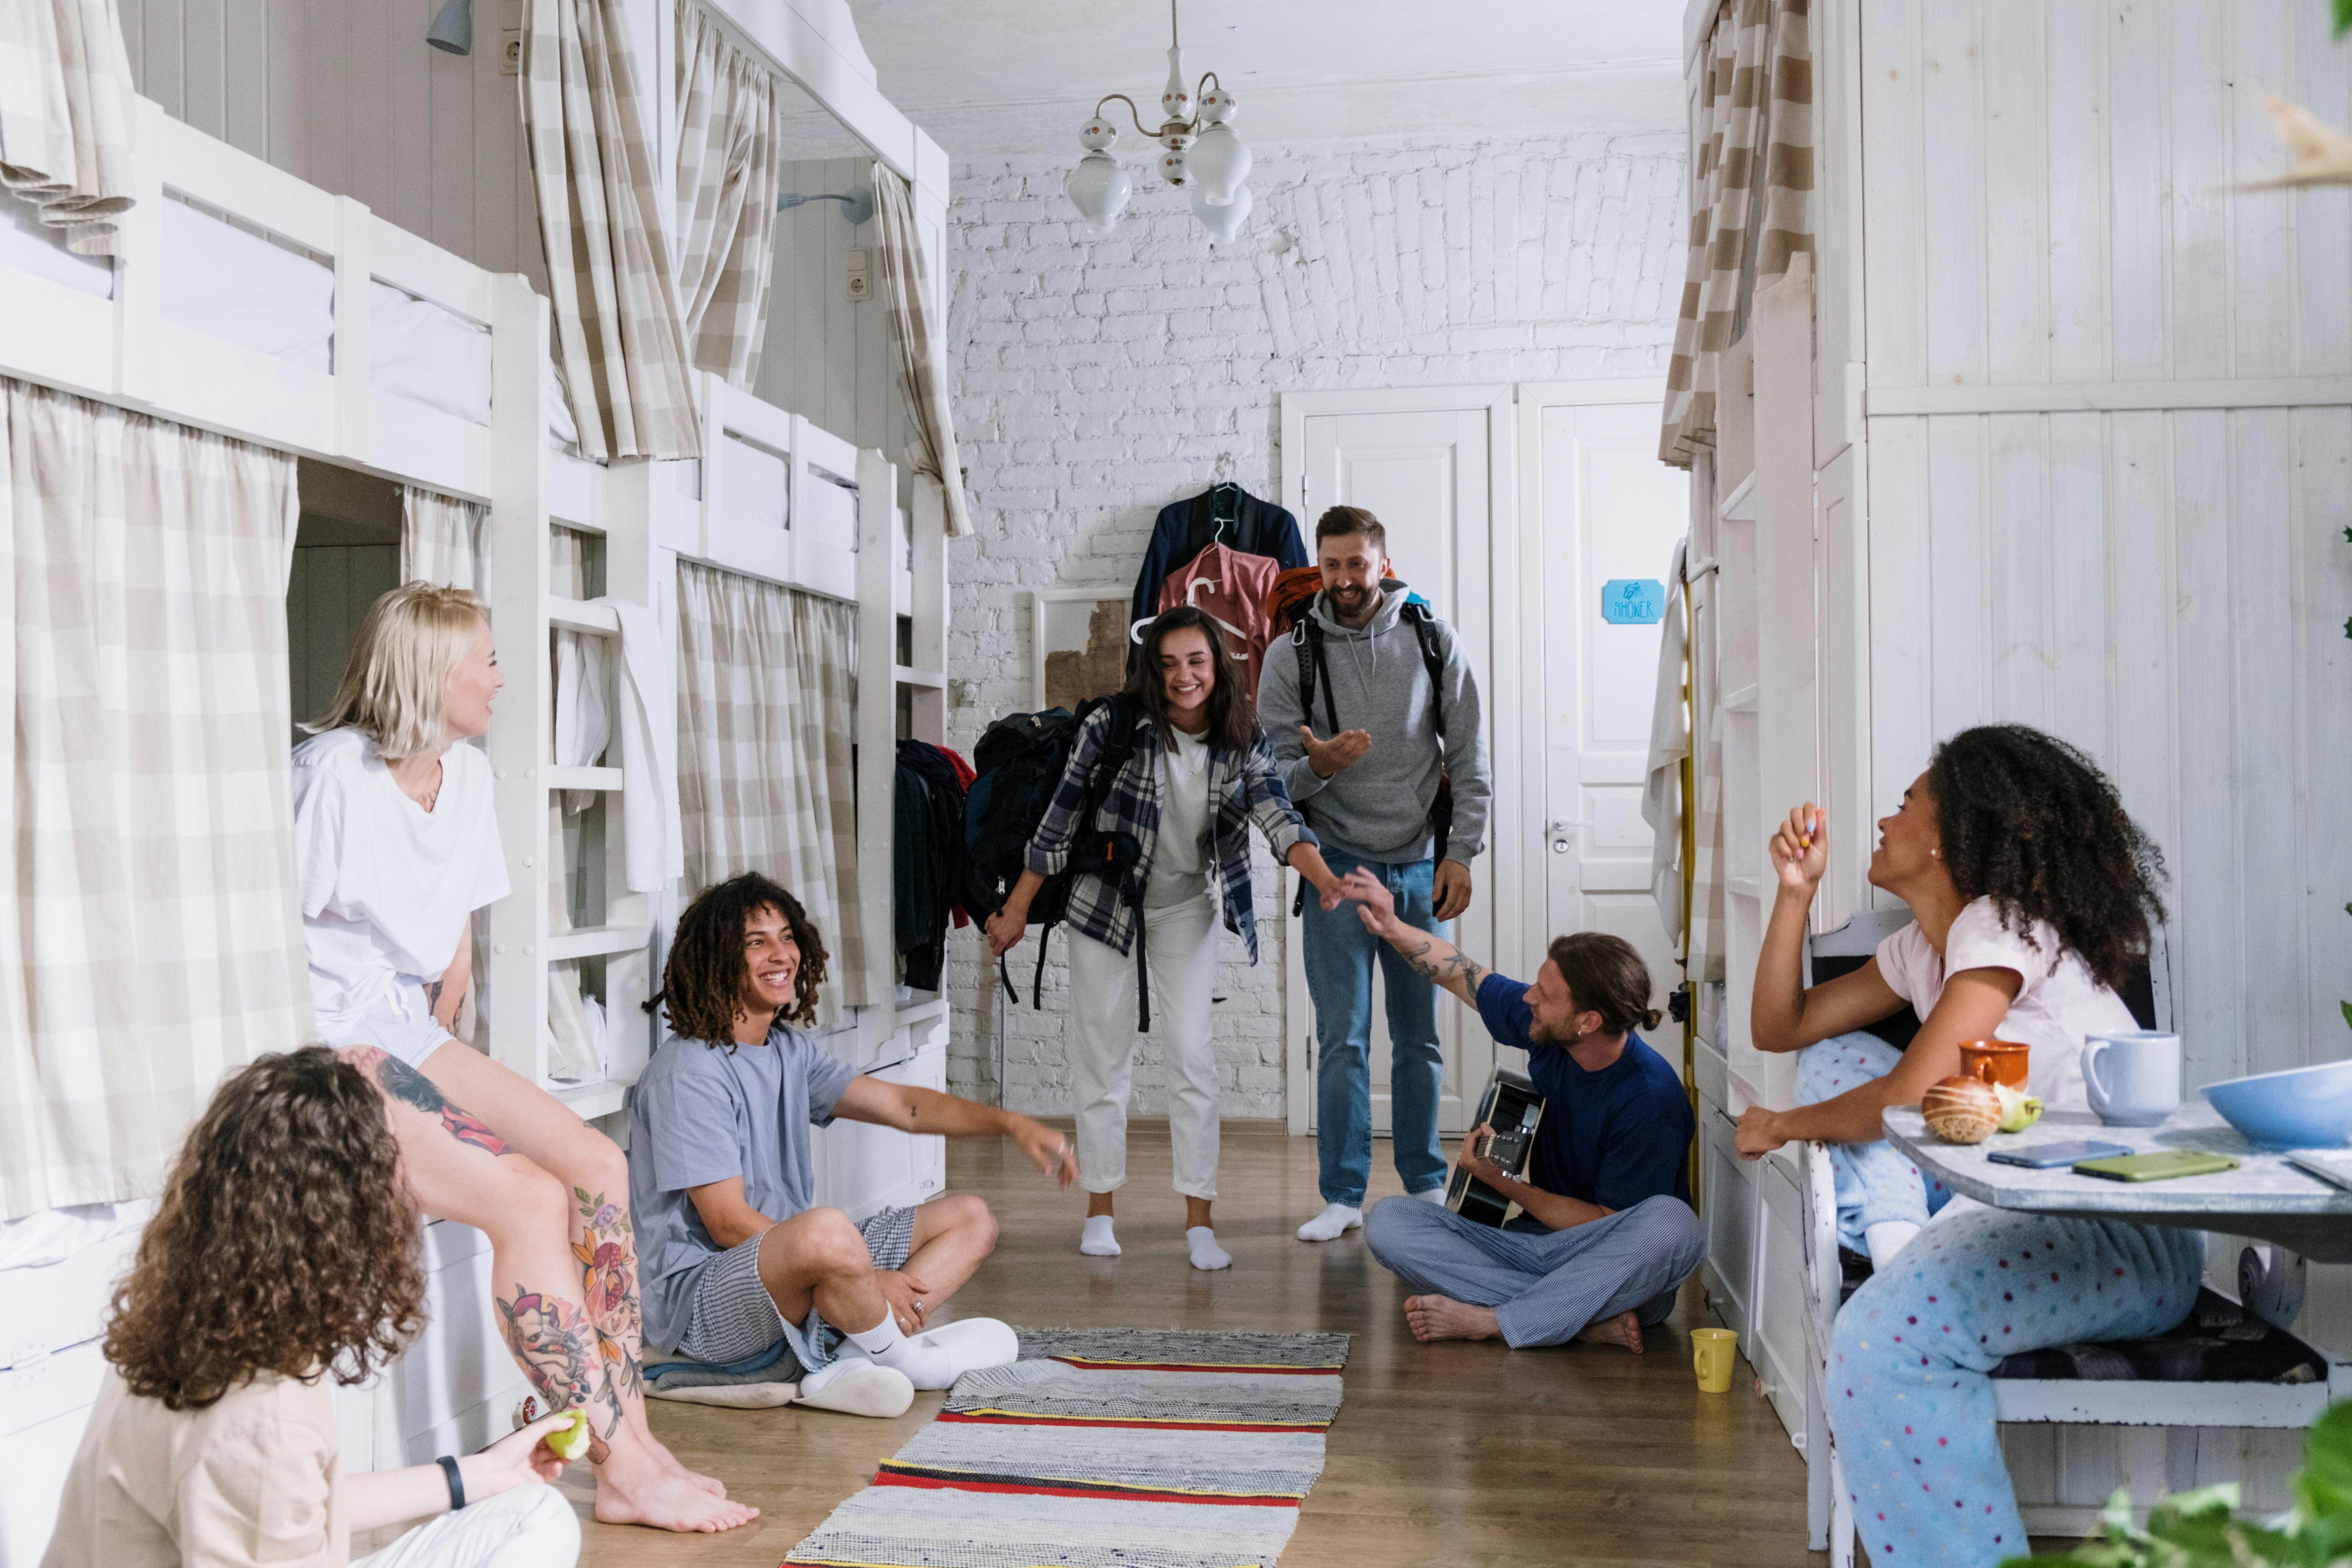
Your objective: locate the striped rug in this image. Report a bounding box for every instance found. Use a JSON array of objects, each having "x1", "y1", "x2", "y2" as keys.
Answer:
[{"x1": 784, "y1": 1328, "x2": 1351, "y2": 1568}]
